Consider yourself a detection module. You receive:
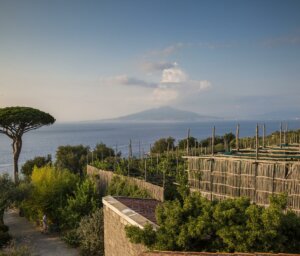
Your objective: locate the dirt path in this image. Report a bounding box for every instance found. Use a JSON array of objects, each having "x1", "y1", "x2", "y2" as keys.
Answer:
[{"x1": 4, "y1": 209, "x2": 79, "y2": 256}]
